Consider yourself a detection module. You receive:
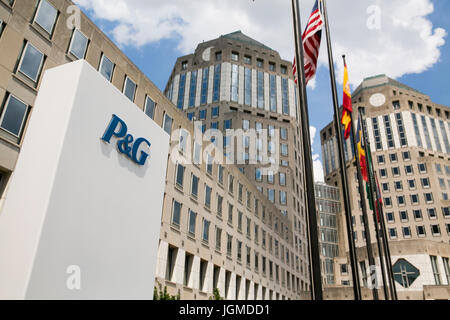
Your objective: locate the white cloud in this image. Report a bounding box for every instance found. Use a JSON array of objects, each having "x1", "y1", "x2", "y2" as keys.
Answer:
[
  {"x1": 310, "y1": 126, "x2": 324, "y2": 183},
  {"x1": 74, "y1": 0, "x2": 446, "y2": 87}
]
